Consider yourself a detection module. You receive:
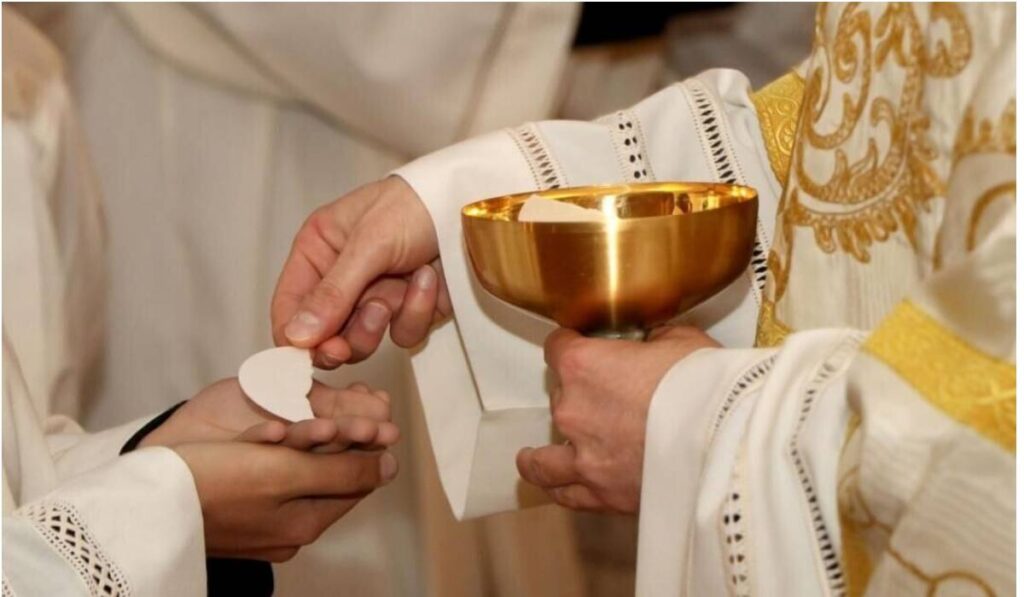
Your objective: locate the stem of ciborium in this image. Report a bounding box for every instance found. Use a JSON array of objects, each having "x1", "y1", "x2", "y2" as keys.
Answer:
[{"x1": 586, "y1": 327, "x2": 647, "y2": 341}]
